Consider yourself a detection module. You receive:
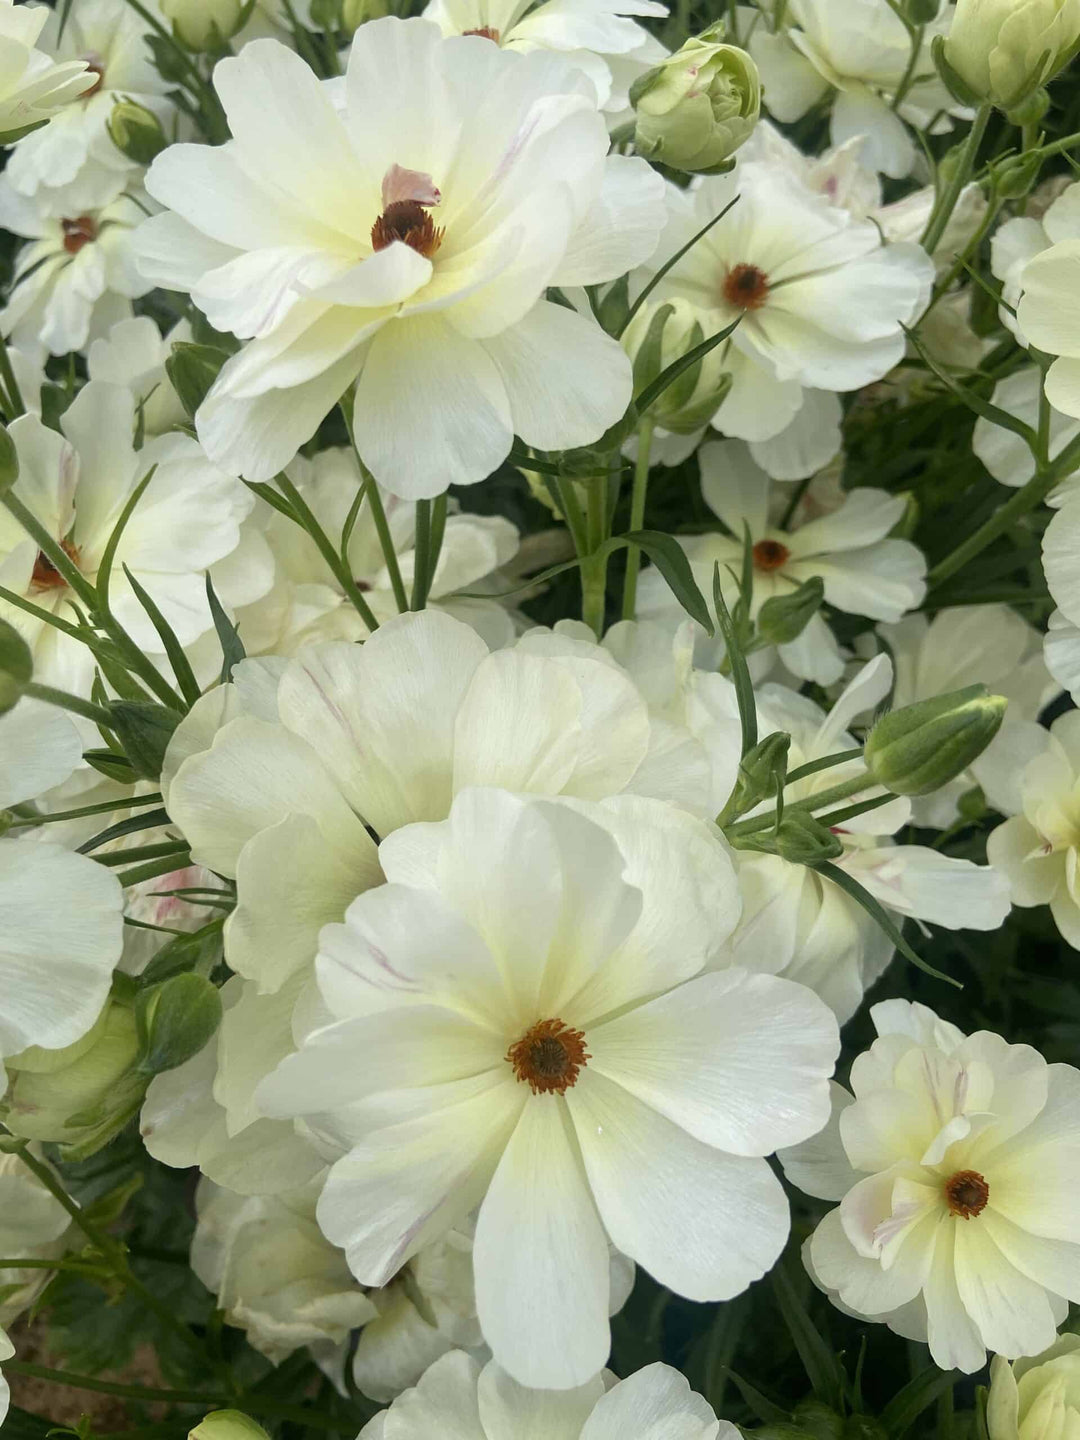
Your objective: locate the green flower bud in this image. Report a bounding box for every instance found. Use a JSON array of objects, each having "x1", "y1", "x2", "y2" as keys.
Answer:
[
  {"x1": 161, "y1": 0, "x2": 246, "y2": 51},
  {"x1": 631, "y1": 23, "x2": 761, "y2": 175},
  {"x1": 1, "y1": 1002, "x2": 146, "y2": 1159},
  {"x1": 190, "y1": 1415, "x2": 271, "y2": 1440},
  {"x1": 0, "y1": 422, "x2": 18, "y2": 495},
  {"x1": 624, "y1": 298, "x2": 732, "y2": 433},
  {"x1": 901, "y1": 0, "x2": 943, "y2": 20},
  {"x1": 108, "y1": 701, "x2": 184, "y2": 781},
  {"x1": 106, "y1": 99, "x2": 167, "y2": 165},
  {"x1": 0, "y1": 619, "x2": 32, "y2": 716},
  {"x1": 864, "y1": 684, "x2": 1008, "y2": 797},
  {"x1": 166, "y1": 342, "x2": 229, "y2": 420},
  {"x1": 942, "y1": 0, "x2": 1080, "y2": 112},
  {"x1": 773, "y1": 811, "x2": 845, "y2": 865},
  {"x1": 719, "y1": 730, "x2": 790, "y2": 826},
  {"x1": 341, "y1": 0, "x2": 390, "y2": 29},
  {"x1": 756, "y1": 576, "x2": 825, "y2": 646},
  {"x1": 136, "y1": 973, "x2": 223, "y2": 1076}
]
